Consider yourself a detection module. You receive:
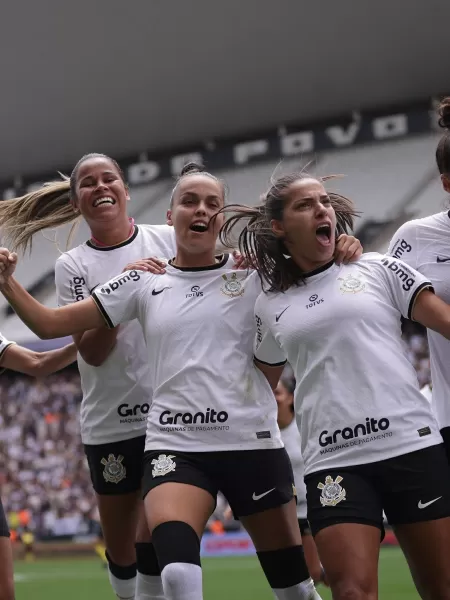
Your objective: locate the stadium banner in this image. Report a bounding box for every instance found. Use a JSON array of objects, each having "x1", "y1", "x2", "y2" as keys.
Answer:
[
  {"x1": 0, "y1": 97, "x2": 444, "y2": 200},
  {"x1": 200, "y1": 529, "x2": 399, "y2": 557}
]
